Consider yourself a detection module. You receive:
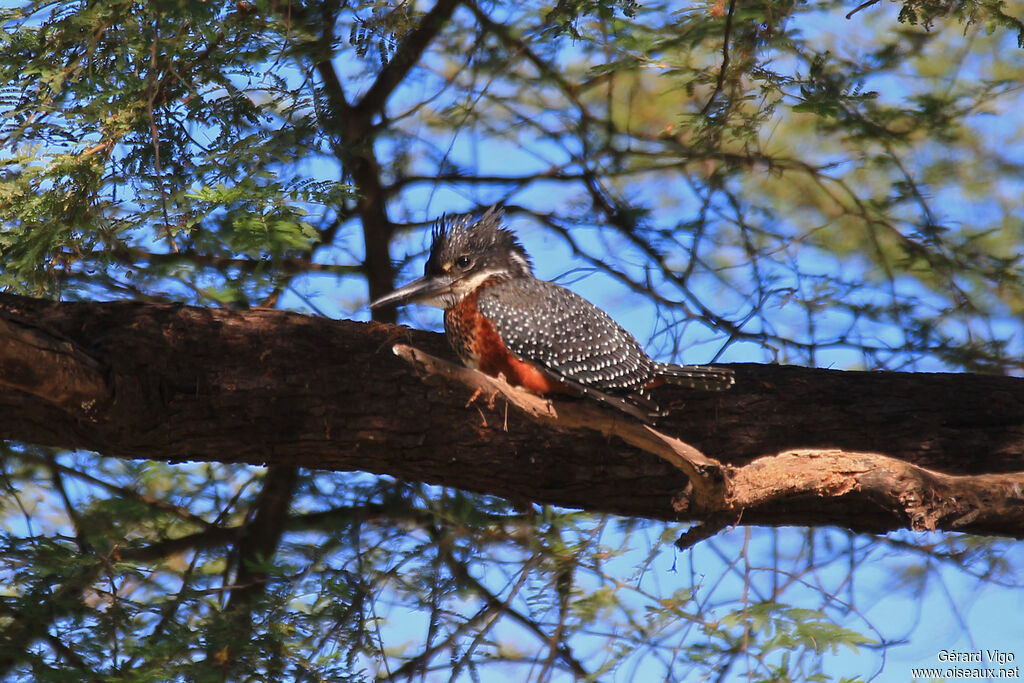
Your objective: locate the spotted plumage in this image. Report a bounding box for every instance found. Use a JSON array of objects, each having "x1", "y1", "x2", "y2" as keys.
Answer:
[
  {"x1": 476, "y1": 277, "x2": 653, "y2": 392},
  {"x1": 369, "y1": 207, "x2": 734, "y2": 423}
]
